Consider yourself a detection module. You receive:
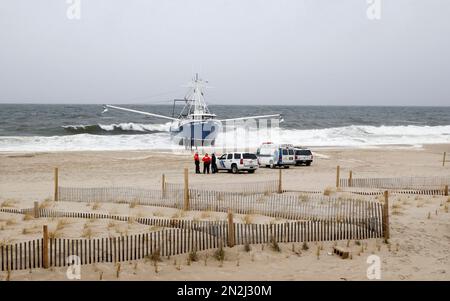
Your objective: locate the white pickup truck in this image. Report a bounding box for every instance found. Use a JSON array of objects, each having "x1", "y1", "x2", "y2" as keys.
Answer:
[{"x1": 216, "y1": 152, "x2": 259, "y2": 174}]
